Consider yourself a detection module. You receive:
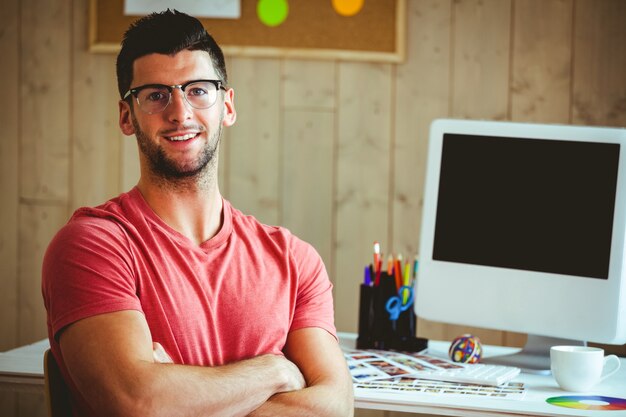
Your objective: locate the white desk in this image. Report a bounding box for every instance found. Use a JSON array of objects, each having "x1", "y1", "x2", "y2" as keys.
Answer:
[
  {"x1": 338, "y1": 332, "x2": 626, "y2": 417},
  {"x1": 2, "y1": 336, "x2": 625, "y2": 416}
]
